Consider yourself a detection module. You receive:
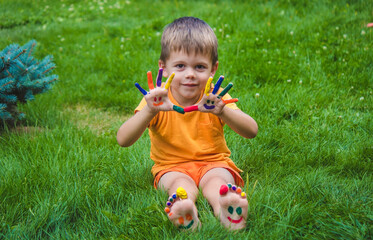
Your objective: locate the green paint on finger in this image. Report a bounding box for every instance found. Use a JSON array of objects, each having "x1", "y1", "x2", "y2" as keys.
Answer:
[{"x1": 173, "y1": 105, "x2": 185, "y2": 114}]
